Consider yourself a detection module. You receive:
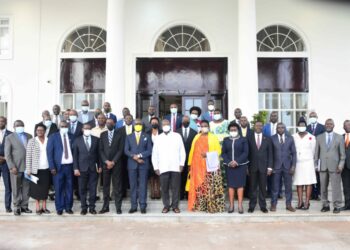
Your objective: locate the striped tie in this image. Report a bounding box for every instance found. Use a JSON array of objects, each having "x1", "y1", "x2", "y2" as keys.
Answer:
[{"x1": 108, "y1": 131, "x2": 113, "y2": 146}]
